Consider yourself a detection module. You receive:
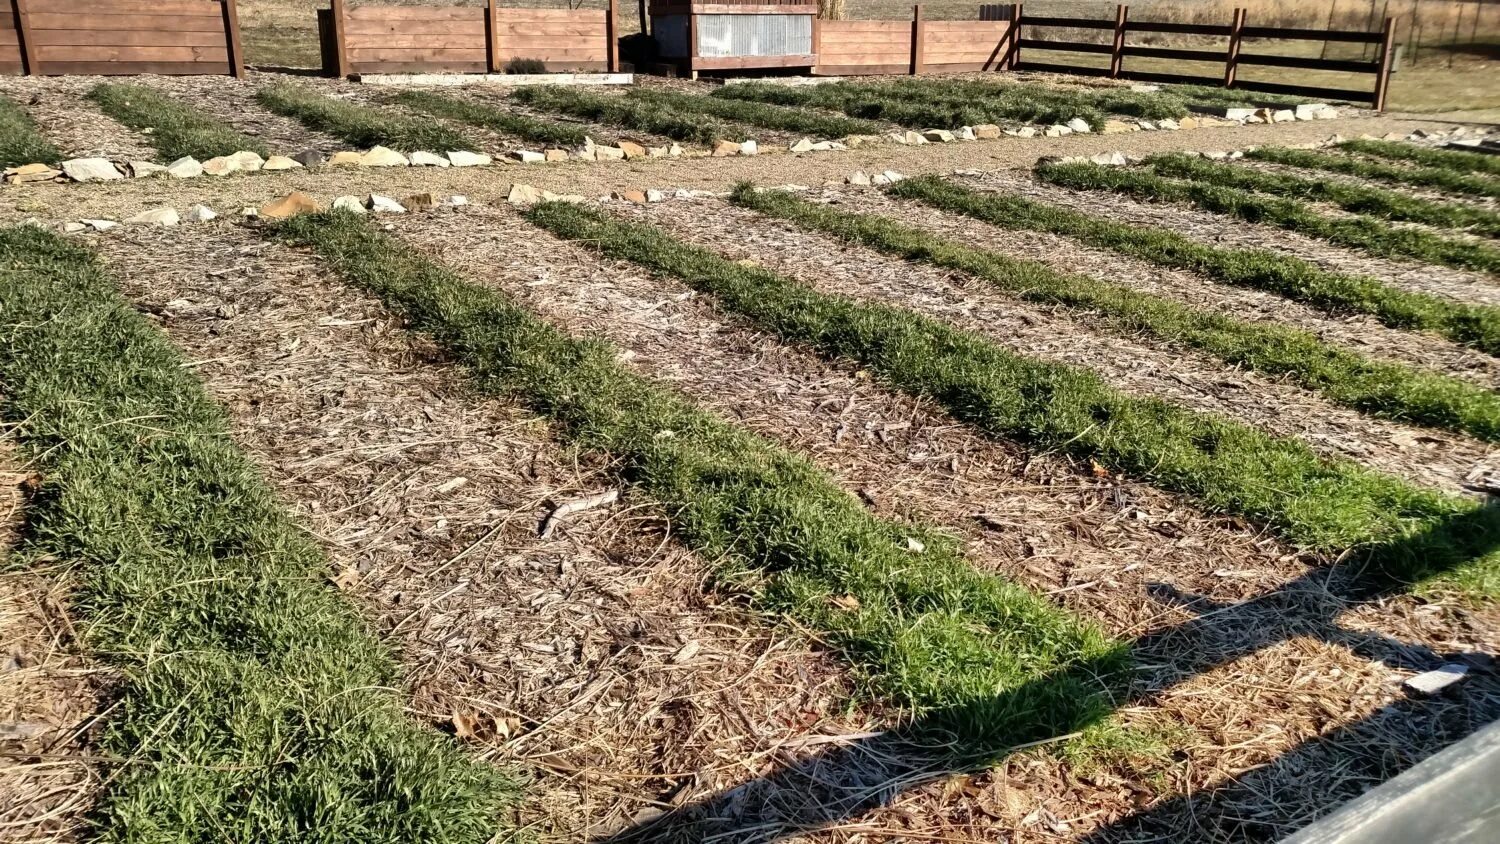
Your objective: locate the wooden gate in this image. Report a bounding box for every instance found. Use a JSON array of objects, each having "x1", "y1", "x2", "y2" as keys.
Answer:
[{"x1": 3, "y1": 0, "x2": 244, "y2": 77}]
